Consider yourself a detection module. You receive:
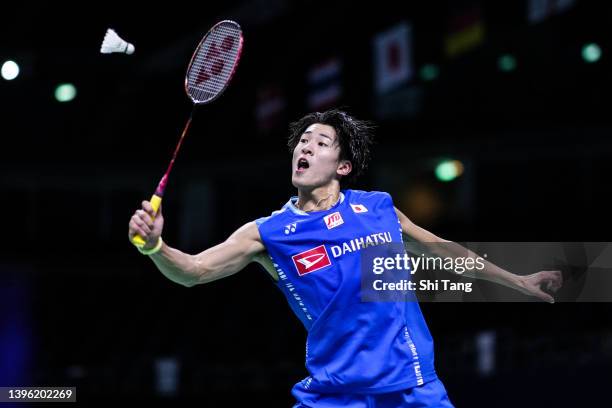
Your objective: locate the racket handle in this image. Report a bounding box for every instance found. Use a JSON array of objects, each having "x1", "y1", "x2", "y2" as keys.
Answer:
[{"x1": 131, "y1": 194, "x2": 163, "y2": 248}]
